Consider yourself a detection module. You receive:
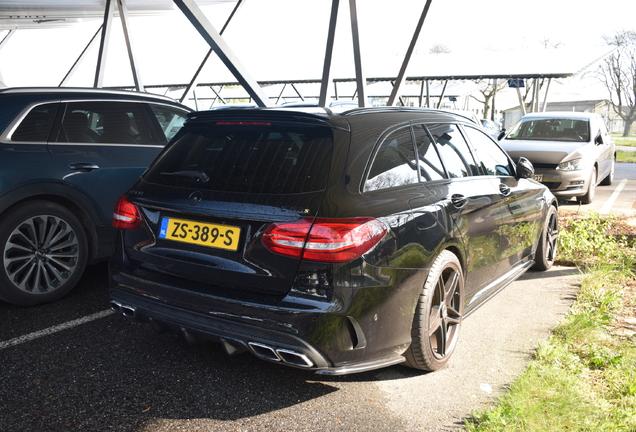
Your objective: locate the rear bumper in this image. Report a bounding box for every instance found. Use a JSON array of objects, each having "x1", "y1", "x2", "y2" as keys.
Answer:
[{"x1": 109, "y1": 263, "x2": 422, "y2": 375}]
